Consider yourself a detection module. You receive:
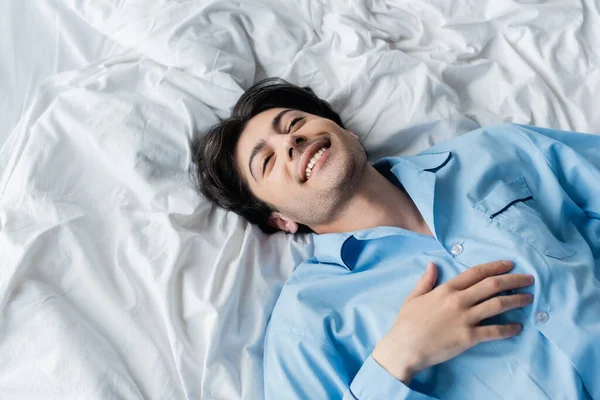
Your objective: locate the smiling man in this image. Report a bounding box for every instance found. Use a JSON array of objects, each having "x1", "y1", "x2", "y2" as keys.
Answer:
[
  {"x1": 191, "y1": 78, "x2": 600, "y2": 399},
  {"x1": 238, "y1": 106, "x2": 369, "y2": 234}
]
